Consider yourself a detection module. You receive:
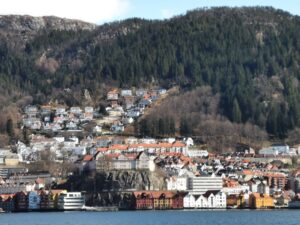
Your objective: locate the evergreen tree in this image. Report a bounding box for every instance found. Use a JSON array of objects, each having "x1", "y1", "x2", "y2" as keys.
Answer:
[{"x1": 6, "y1": 118, "x2": 15, "y2": 141}]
